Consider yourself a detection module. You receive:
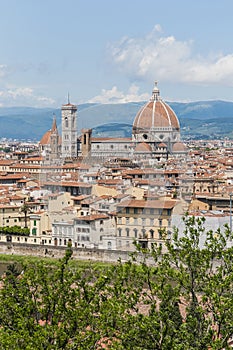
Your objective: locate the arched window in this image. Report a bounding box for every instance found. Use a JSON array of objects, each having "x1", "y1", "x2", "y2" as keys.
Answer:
[
  {"x1": 65, "y1": 117, "x2": 68, "y2": 128},
  {"x1": 142, "y1": 228, "x2": 146, "y2": 238}
]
